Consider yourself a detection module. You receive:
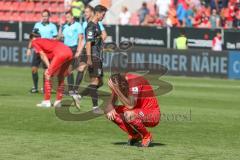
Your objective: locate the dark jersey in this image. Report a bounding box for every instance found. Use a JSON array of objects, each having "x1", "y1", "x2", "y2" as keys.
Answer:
[{"x1": 85, "y1": 21, "x2": 103, "y2": 59}]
